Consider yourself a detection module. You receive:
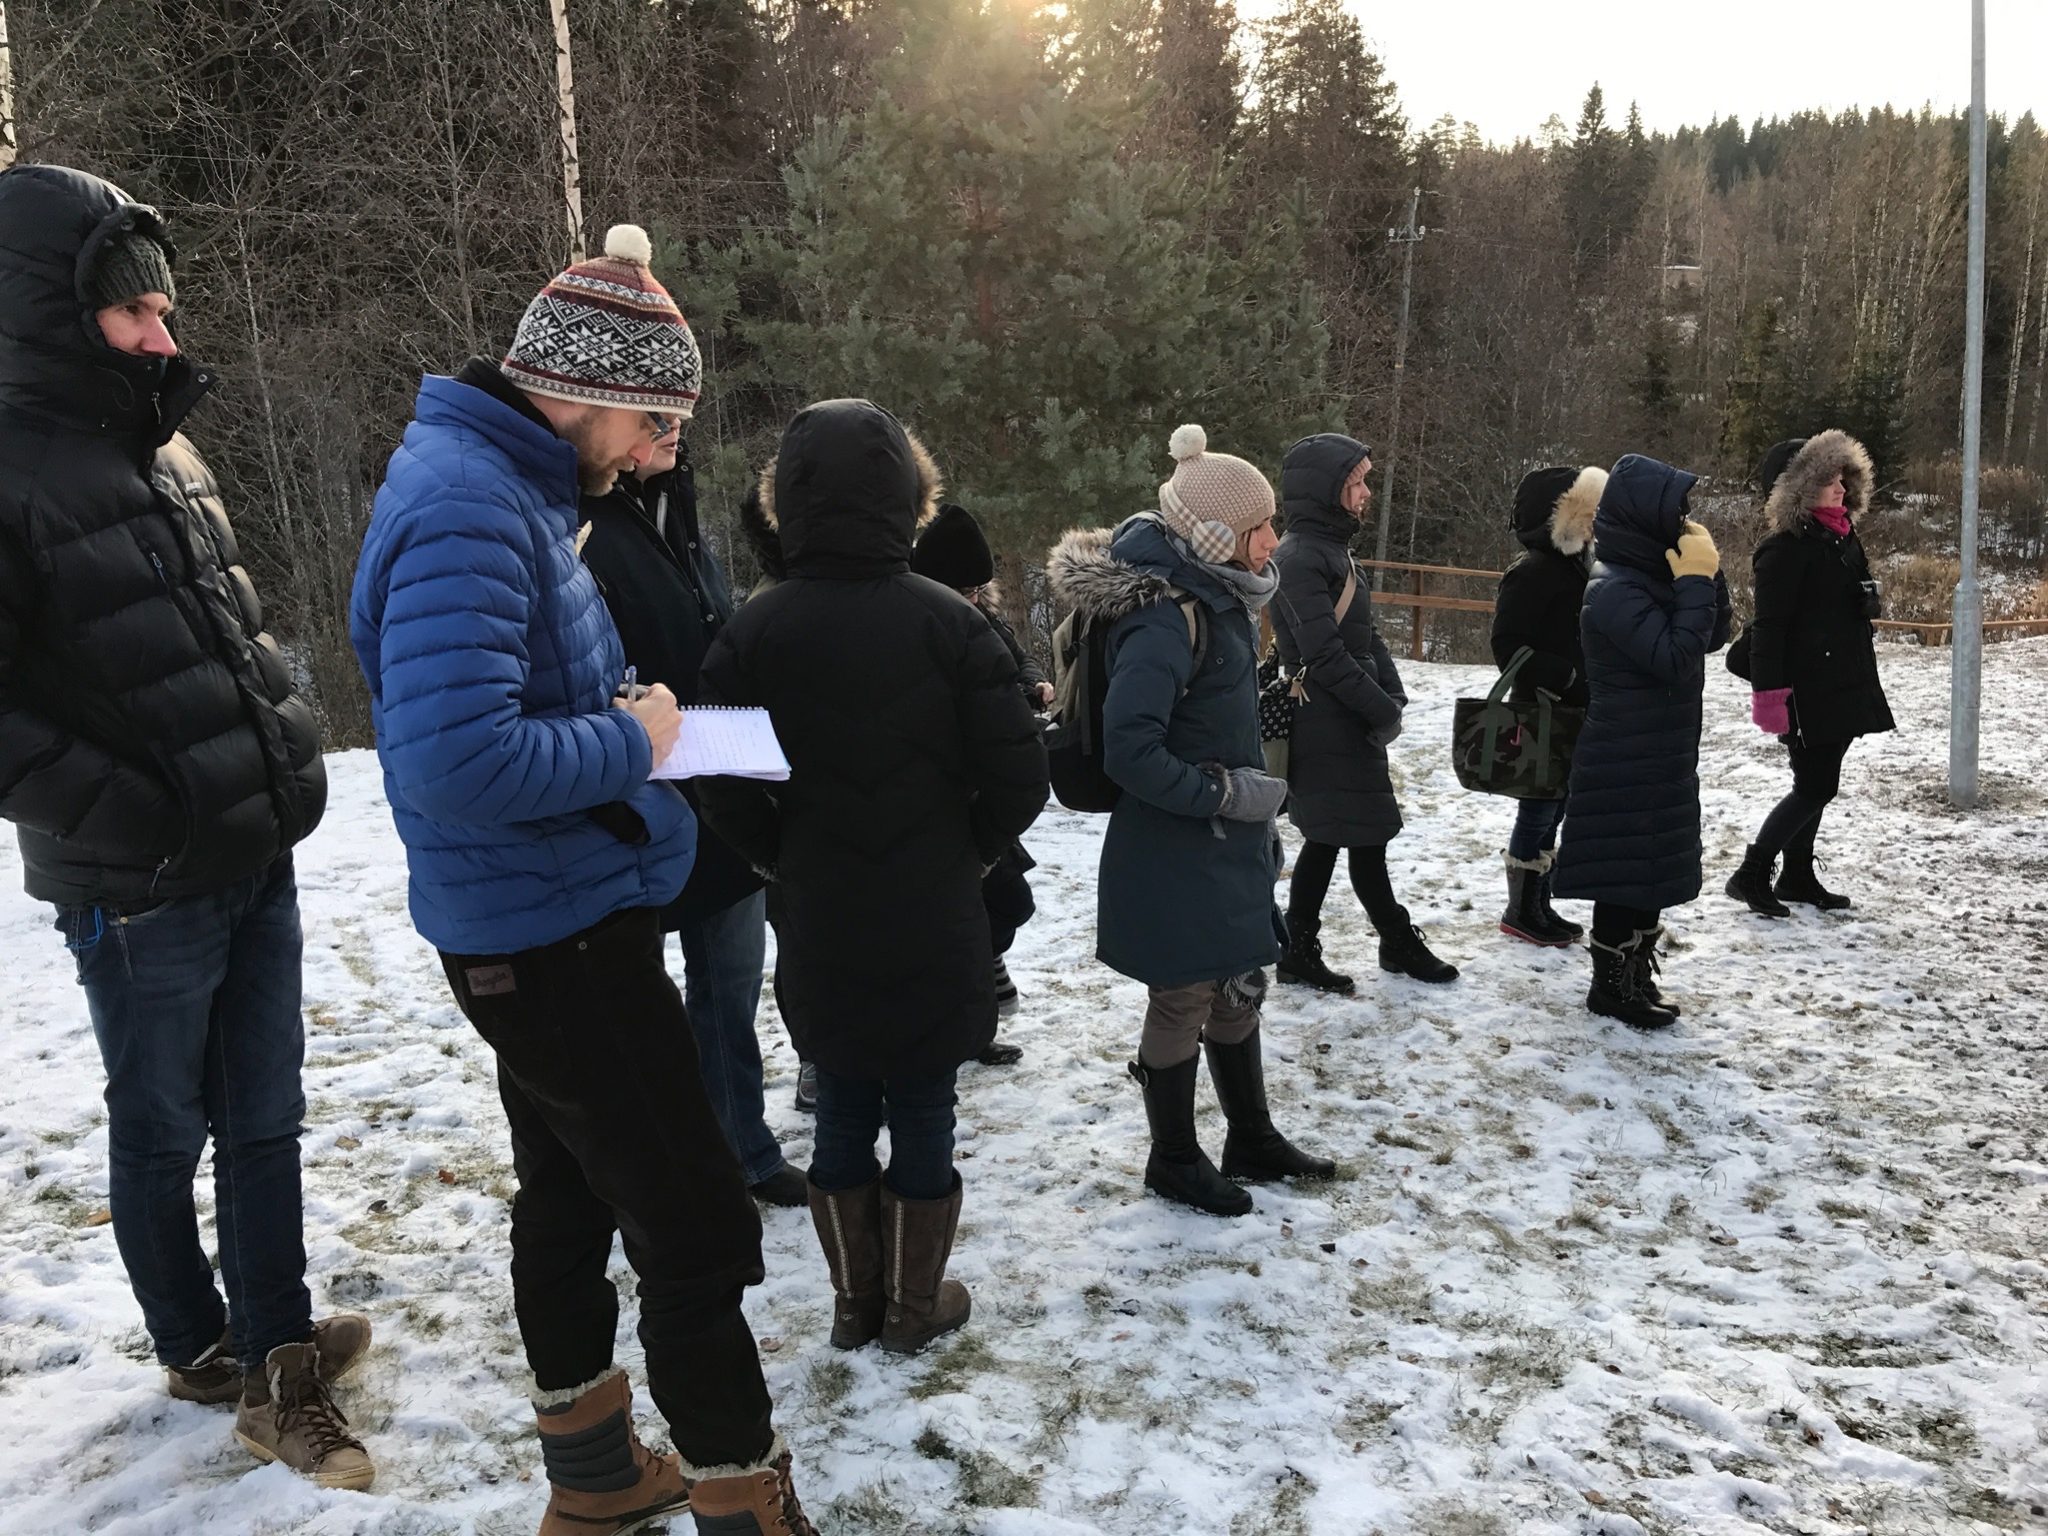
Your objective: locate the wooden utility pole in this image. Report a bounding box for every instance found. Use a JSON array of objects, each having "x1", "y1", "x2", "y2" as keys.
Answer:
[
  {"x1": 548, "y1": 0, "x2": 586, "y2": 262},
  {"x1": 1372, "y1": 187, "x2": 1426, "y2": 587}
]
